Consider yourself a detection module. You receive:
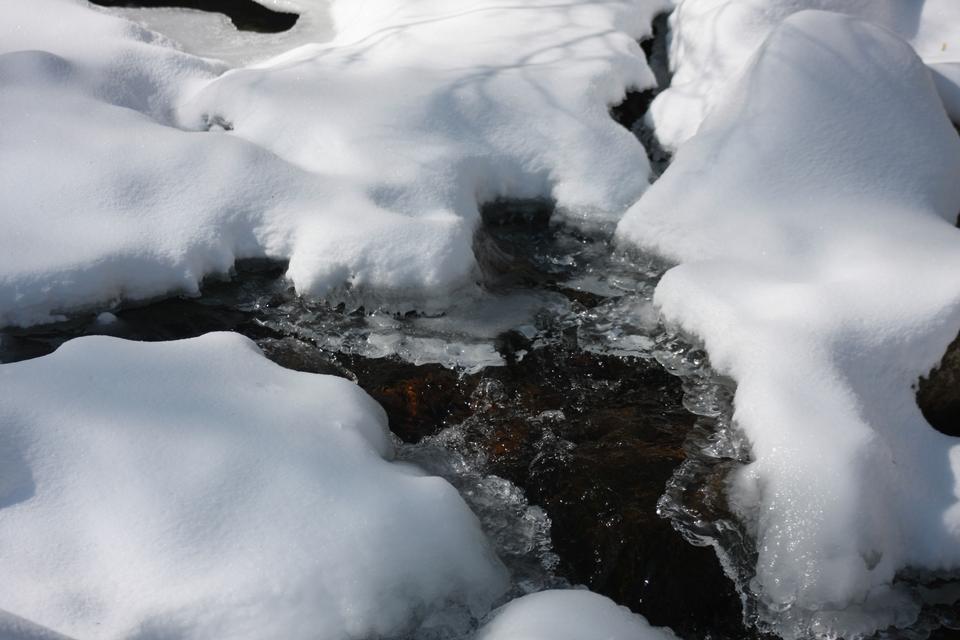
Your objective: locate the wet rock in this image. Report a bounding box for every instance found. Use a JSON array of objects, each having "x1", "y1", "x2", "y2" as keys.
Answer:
[
  {"x1": 441, "y1": 343, "x2": 751, "y2": 639},
  {"x1": 341, "y1": 356, "x2": 473, "y2": 443},
  {"x1": 257, "y1": 337, "x2": 348, "y2": 378},
  {"x1": 918, "y1": 331, "x2": 960, "y2": 437}
]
